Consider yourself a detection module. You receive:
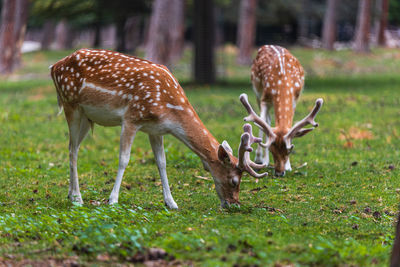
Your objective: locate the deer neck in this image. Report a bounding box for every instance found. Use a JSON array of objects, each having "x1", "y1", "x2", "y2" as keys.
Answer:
[
  {"x1": 273, "y1": 90, "x2": 294, "y2": 132},
  {"x1": 169, "y1": 107, "x2": 220, "y2": 164}
]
